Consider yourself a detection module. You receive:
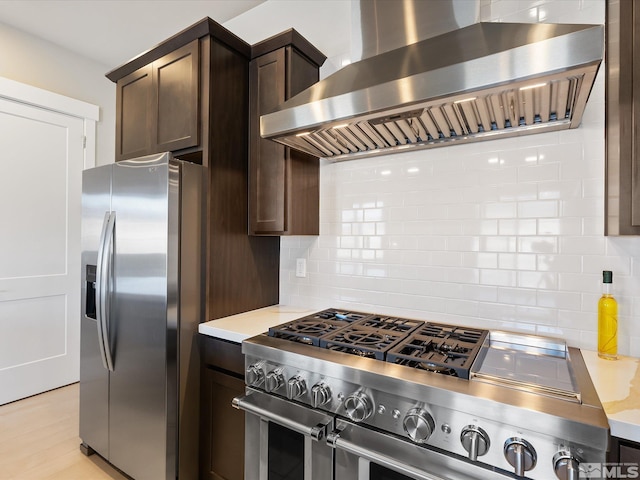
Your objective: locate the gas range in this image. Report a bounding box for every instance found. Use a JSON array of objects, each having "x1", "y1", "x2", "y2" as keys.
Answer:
[{"x1": 236, "y1": 308, "x2": 609, "y2": 480}]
